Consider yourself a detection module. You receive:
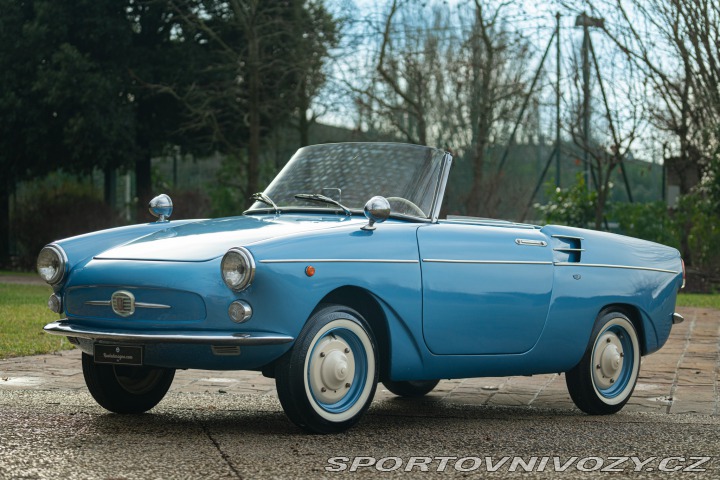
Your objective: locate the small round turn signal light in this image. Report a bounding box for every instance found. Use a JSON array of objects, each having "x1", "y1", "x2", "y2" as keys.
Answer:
[{"x1": 305, "y1": 266, "x2": 316, "y2": 277}]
